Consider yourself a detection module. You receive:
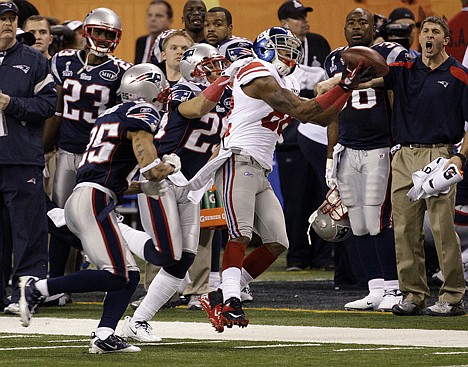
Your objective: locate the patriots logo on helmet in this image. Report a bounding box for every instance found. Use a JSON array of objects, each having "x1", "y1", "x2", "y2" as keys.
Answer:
[
  {"x1": 226, "y1": 48, "x2": 252, "y2": 62},
  {"x1": 131, "y1": 72, "x2": 162, "y2": 84}
]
